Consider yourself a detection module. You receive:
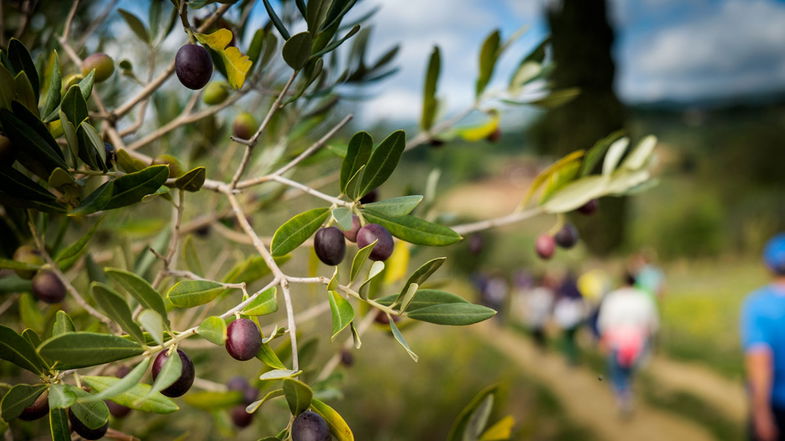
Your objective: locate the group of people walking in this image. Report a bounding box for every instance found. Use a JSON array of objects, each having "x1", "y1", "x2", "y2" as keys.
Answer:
[
  {"x1": 476, "y1": 233, "x2": 785, "y2": 440},
  {"x1": 475, "y1": 254, "x2": 664, "y2": 417}
]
